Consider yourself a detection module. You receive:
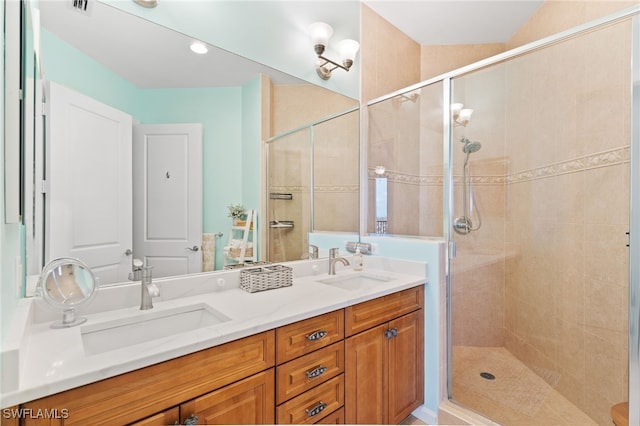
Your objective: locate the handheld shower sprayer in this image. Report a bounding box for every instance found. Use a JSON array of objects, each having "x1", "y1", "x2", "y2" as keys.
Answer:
[{"x1": 454, "y1": 137, "x2": 483, "y2": 235}]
